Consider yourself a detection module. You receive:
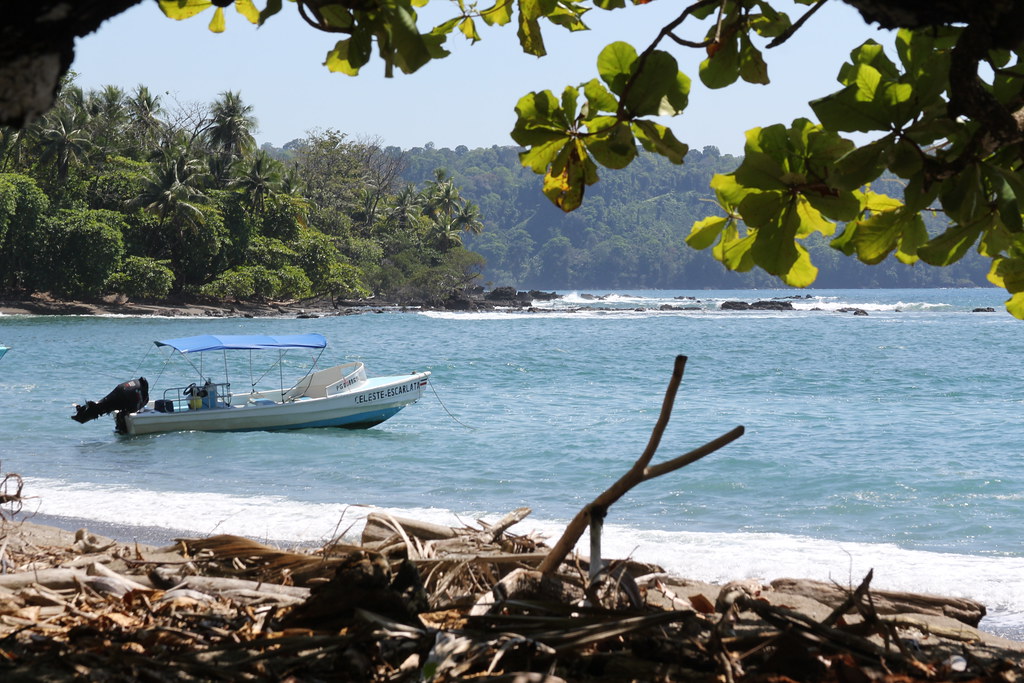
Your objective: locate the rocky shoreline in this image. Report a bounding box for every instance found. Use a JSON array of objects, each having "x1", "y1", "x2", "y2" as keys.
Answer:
[{"x1": 0, "y1": 288, "x2": 879, "y2": 318}]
